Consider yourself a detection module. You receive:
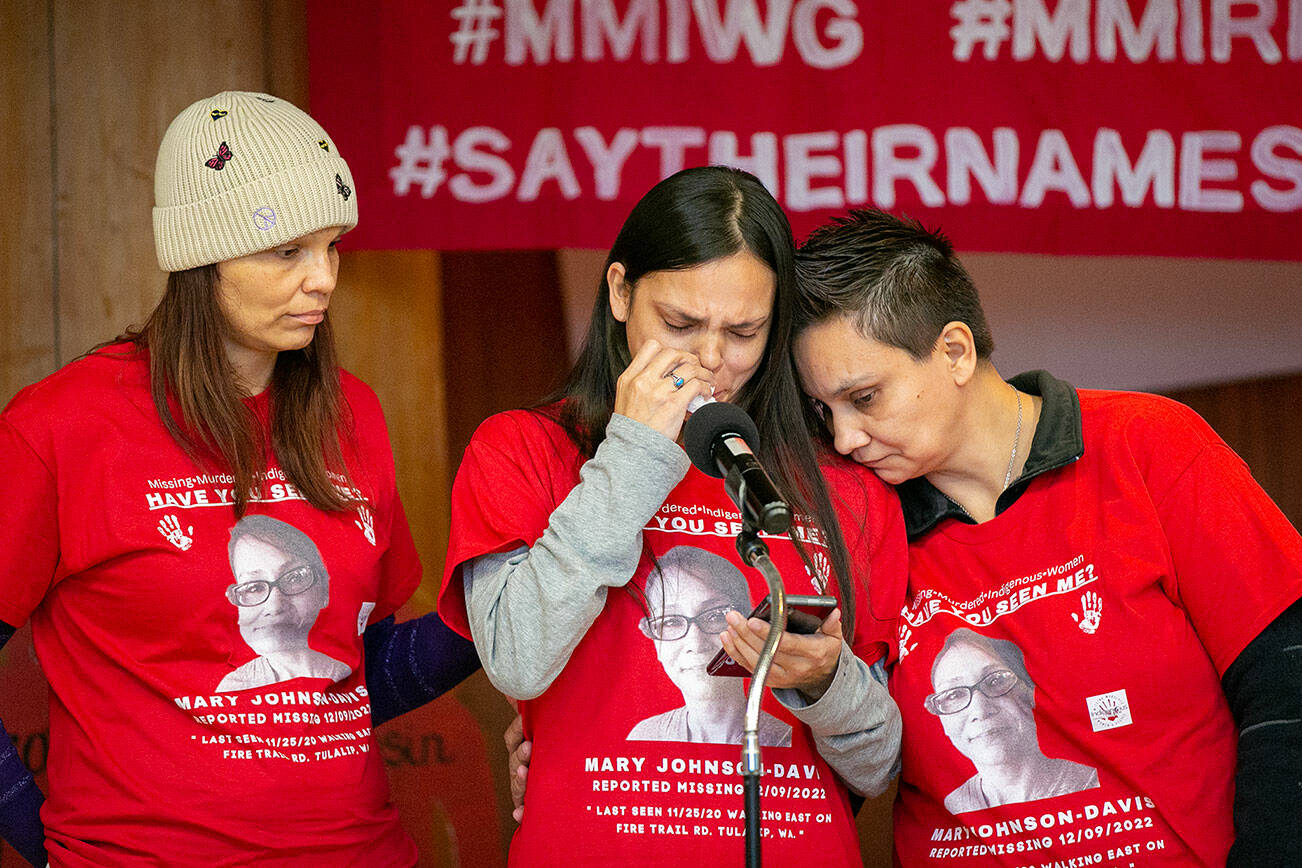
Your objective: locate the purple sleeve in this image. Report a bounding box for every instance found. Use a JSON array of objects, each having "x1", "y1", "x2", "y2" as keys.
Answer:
[
  {"x1": 363, "y1": 612, "x2": 482, "y2": 726},
  {"x1": 0, "y1": 621, "x2": 47, "y2": 867}
]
